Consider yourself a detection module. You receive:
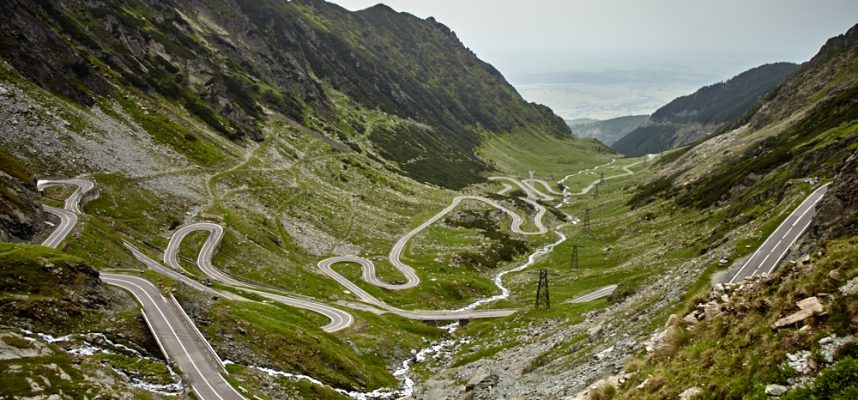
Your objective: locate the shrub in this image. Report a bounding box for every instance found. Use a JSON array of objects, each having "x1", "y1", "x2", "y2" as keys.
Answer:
[
  {"x1": 589, "y1": 383, "x2": 616, "y2": 400},
  {"x1": 782, "y1": 356, "x2": 858, "y2": 399}
]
